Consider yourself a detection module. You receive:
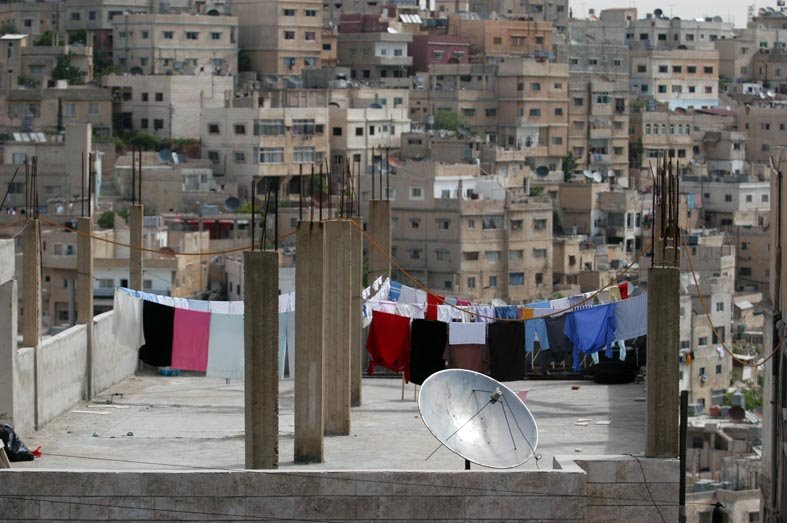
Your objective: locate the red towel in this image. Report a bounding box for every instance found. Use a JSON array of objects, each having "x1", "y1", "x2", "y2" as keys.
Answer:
[
  {"x1": 366, "y1": 310, "x2": 411, "y2": 382},
  {"x1": 426, "y1": 293, "x2": 445, "y2": 321},
  {"x1": 618, "y1": 282, "x2": 629, "y2": 300}
]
